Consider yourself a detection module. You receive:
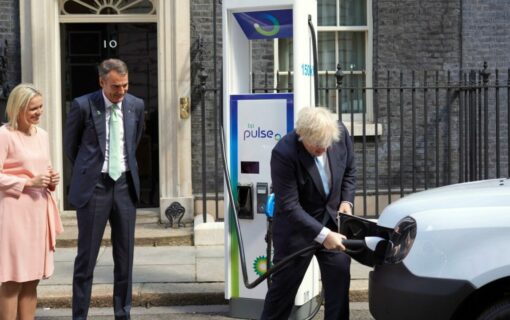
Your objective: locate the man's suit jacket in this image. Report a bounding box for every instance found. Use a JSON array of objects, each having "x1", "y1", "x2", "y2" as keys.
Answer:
[
  {"x1": 64, "y1": 90, "x2": 145, "y2": 209},
  {"x1": 270, "y1": 123, "x2": 356, "y2": 260}
]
